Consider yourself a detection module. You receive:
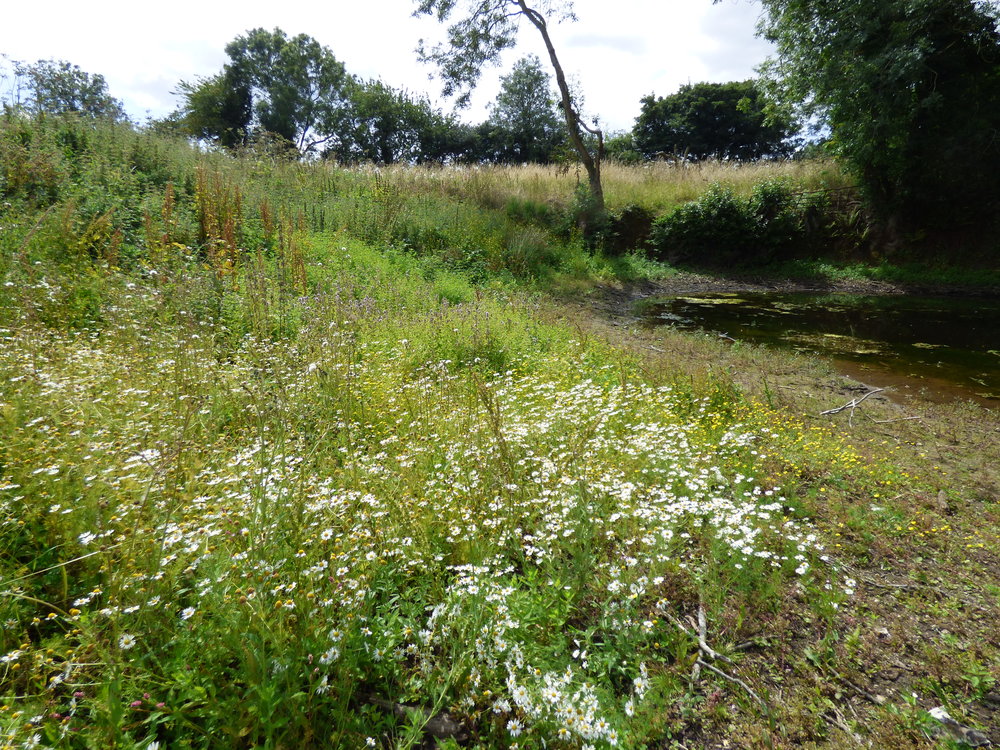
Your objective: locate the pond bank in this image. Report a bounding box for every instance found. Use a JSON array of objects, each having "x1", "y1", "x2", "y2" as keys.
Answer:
[
  {"x1": 552, "y1": 274, "x2": 1000, "y2": 501},
  {"x1": 575, "y1": 271, "x2": 1000, "y2": 406},
  {"x1": 548, "y1": 270, "x2": 1000, "y2": 745}
]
